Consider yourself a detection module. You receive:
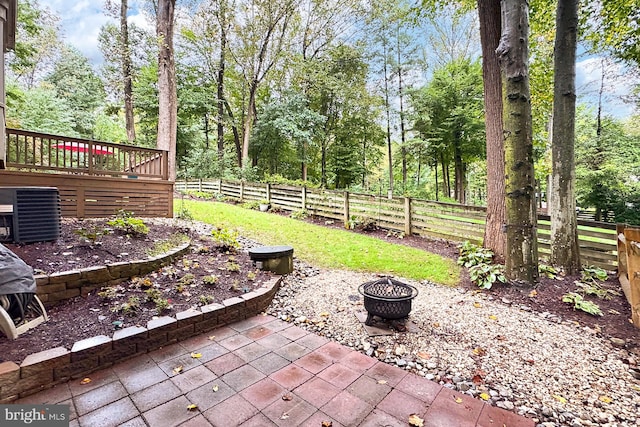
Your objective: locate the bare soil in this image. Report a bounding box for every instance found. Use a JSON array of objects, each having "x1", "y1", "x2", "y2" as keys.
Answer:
[{"x1": 0, "y1": 205, "x2": 637, "y2": 364}]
